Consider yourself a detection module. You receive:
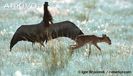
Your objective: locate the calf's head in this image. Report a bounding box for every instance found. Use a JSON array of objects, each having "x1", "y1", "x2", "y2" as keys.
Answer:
[{"x1": 102, "y1": 34, "x2": 111, "y2": 45}]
